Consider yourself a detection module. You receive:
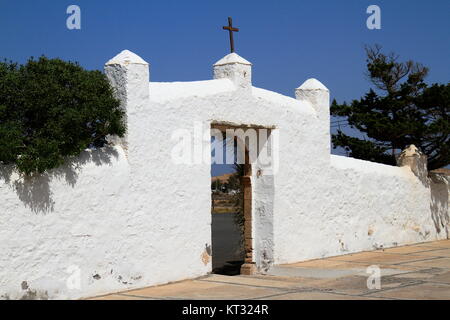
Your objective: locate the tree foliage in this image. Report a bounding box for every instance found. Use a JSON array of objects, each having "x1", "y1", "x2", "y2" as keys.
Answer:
[
  {"x1": 0, "y1": 56, "x2": 125, "y2": 175},
  {"x1": 331, "y1": 45, "x2": 449, "y2": 170}
]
